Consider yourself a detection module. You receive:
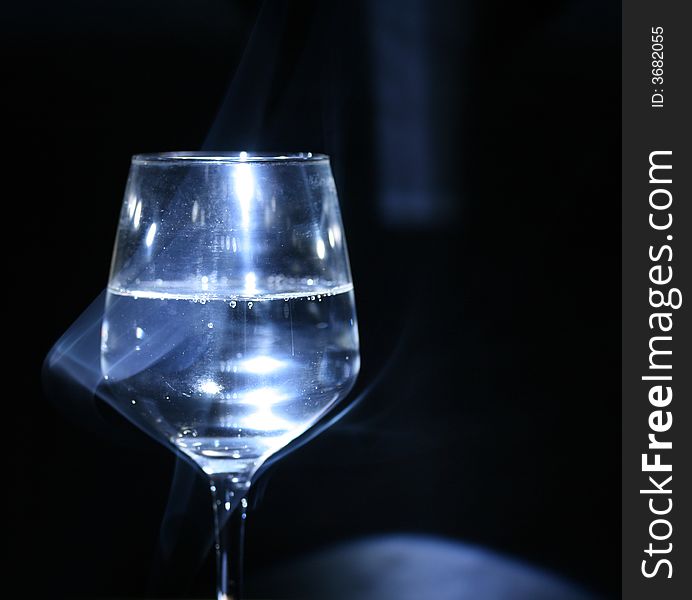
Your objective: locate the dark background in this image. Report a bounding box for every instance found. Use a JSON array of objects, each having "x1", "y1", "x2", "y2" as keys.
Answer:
[{"x1": 7, "y1": 0, "x2": 620, "y2": 598}]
